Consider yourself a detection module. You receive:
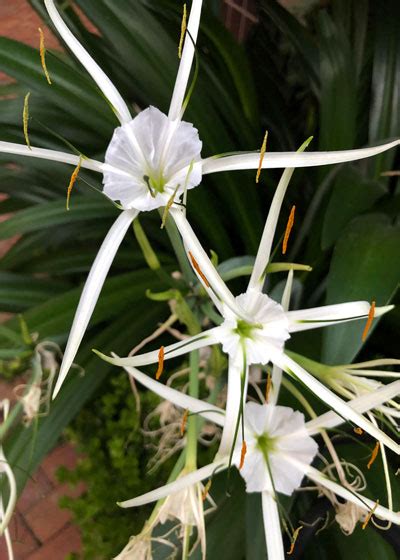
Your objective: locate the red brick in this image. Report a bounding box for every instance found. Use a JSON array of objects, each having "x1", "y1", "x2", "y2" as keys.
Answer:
[
  {"x1": 0, "y1": 513, "x2": 40, "y2": 559},
  {"x1": 26, "y1": 524, "x2": 82, "y2": 560},
  {"x1": 17, "y1": 468, "x2": 53, "y2": 515},
  {"x1": 41, "y1": 443, "x2": 82, "y2": 486},
  {"x1": 24, "y1": 485, "x2": 73, "y2": 543}
]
